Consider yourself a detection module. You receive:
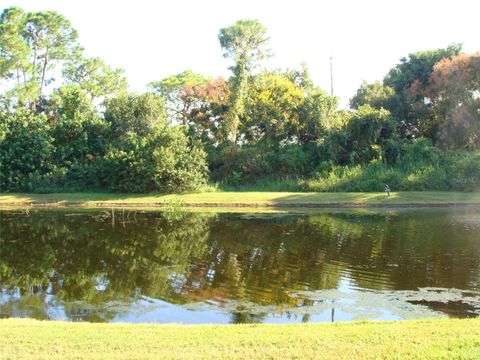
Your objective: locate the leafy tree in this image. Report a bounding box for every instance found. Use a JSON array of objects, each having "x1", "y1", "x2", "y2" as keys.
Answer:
[
  {"x1": 186, "y1": 77, "x2": 230, "y2": 143},
  {"x1": 243, "y1": 71, "x2": 339, "y2": 146},
  {"x1": 149, "y1": 72, "x2": 230, "y2": 145},
  {"x1": 246, "y1": 71, "x2": 303, "y2": 144},
  {"x1": 423, "y1": 52, "x2": 480, "y2": 149},
  {"x1": 350, "y1": 81, "x2": 395, "y2": 110},
  {"x1": 346, "y1": 105, "x2": 394, "y2": 164},
  {"x1": 25, "y1": 10, "x2": 79, "y2": 103},
  {"x1": 49, "y1": 84, "x2": 95, "y2": 121},
  {"x1": 219, "y1": 19, "x2": 271, "y2": 146},
  {"x1": 0, "y1": 7, "x2": 34, "y2": 109},
  {"x1": 385, "y1": 44, "x2": 462, "y2": 95},
  {"x1": 322, "y1": 106, "x2": 395, "y2": 166},
  {"x1": 148, "y1": 70, "x2": 208, "y2": 124},
  {"x1": 49, "y1": 85, "x2": 110, "y2": 168},
  {"x1": 104, "y1": 93, "x2": 166, "y2": 138},
  {"x1": 1, "y1": 7, "x2": 478, "y2": 193},
  {"x1": 321, "y1": 129, "x2": 351, "y2": 166},
  {"x1": 383, "y1": 44, "x2": 462, "y2": 139},
  {"x1": 0, "y1": 7, "x2": 28, "y2": 79},
  {"x1": 285, "y1": 62, "x2": 314, "y2": 92},
  {"x1": 63, "y1": 56, "x2": 127, "y2": 100},
  {"x1": 0, "y1": 7, "x2": 80, "y2": 111},
  {"x1": 297, "y1": 88, "x2": 340, "y2": 144}
]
